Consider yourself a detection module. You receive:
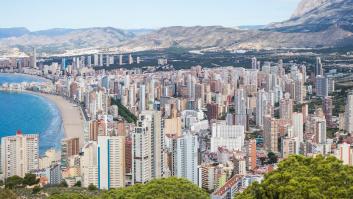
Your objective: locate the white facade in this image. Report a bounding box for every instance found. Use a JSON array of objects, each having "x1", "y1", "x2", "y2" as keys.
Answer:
[
  {"x1": 292, "y1": 112, "x2": 304, "y2": 142},
  {"x1": 81, "y1": 141, "x2": 98, "y2": 188},
  {"x1": 210, "y1": 122, "x2": 245, "y2": 152},
  {"x1": 1, "y1": 132, "x2": 39, "y2": 178},
  {"x1": 175, "y1": 133, "x2": 199, "y2": 185},
  {"x1": 345, "y1": 94, "x2": 353, "y2": 134},
  {"x1": 98, "y1": 135, "x2": 125, "y2": 189}
]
